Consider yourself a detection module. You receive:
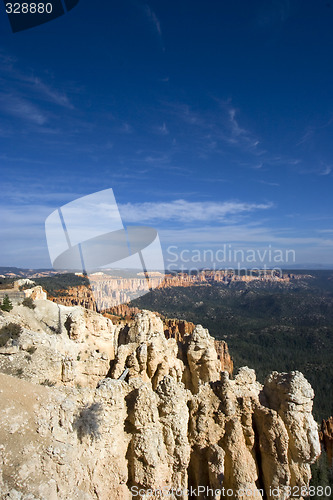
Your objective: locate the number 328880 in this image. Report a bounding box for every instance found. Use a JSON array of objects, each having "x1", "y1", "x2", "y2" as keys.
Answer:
[{"x1": 6, "y1": 3, "x2": 53, "y2": 14}]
